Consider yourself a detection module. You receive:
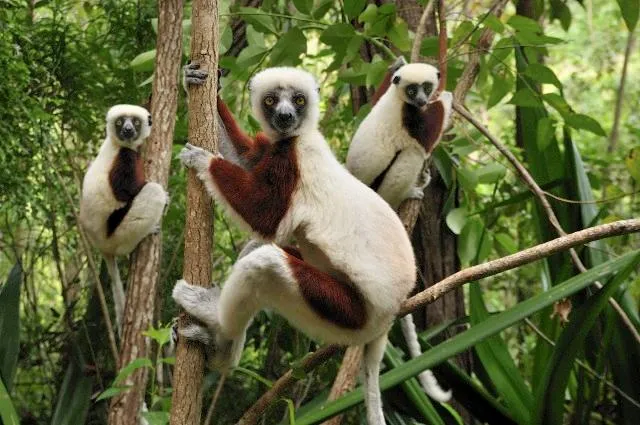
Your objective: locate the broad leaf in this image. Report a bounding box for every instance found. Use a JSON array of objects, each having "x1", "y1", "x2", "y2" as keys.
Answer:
[
  {"x1": 130, "y1": 49, "x2": 156, "y2": 72},
  {"x1": 565, "y1": 113, "x2": 606, "y2": 136},
  {"x1": 344, "y1": 0, "x2": 367, "y2": 20},
  {"x1": 616, "y1": 0, "x2": 639, "y2": 31},
  {"x1": 270, "y1": 27, "x2": 306, "y2": 66},
  {"x1": 0, "y1": 377, "x2": 19, "y2": 425},
  {"x1": 292, "y1": 0, "x2": 313, "y2": 15},
  {"x1": 0, "y1": 263, "x2": 21, "y2": 392}
]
